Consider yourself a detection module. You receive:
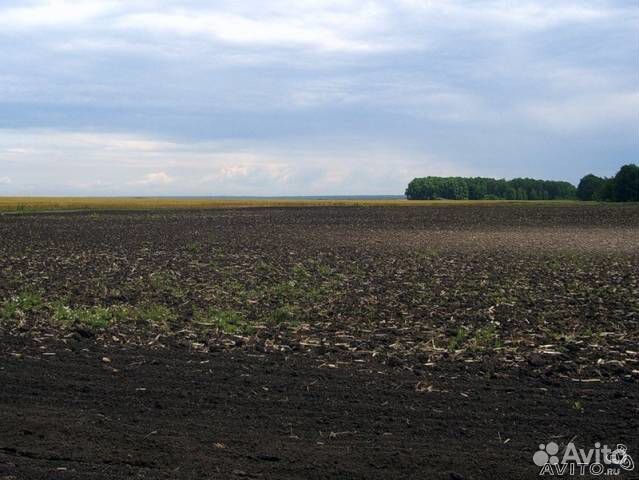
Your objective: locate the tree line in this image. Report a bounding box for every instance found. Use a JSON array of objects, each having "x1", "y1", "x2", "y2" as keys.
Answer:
[
  {"x1": 405, "y1": 176, "x2": 576, "y2": 200},
  {"x1": 576, "y1": 164, "x2": 639, "y2": 202},
  {"x1": 405, "y1": 164, "x2": 638, "y2": 202}
]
